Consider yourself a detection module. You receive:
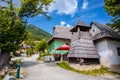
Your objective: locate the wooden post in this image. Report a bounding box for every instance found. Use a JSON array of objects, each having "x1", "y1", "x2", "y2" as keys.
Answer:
[{"x1": 60, "y1": 54, "x2": 63, "y2": 62}]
